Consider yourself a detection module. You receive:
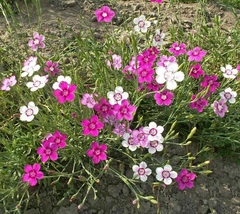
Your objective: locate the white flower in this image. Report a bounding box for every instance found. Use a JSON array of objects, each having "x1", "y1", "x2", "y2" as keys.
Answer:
[
  {"x1": 122, "y1": 132, "x2": 138, "y2": 151},
  {"x1": 152, "y1": 30, "x2": 165, "y2": 46},
  {"x1": 219, "y1": 87, "x2": 237, "y2": 104},
  {"x1": 20, "y1": 102, "x2": 39, "y2": 122},
  {"x1": 133, "y1": 15, "x2": 151, "y2": 33},
  {"x1": 221, "y1": 65, "x2": 238, "y2": 79},
  {"x1": 21, "y1": 56, "x2": 40, "y2": 77},
  {"x1": 107, "y1": 86, "x2": 129, "y2": 105},
  {"x1": 132, "y1": 161, "x2": 152, "y2": 182},
  {"x1": 156, "y1": 164, "x2": 178, "y2": 185},
  {"x1": 143, "y1": 122, "x2": 164, "y2": 142},
  {"x1": 147, "y1": 140, "x2": 164, "y2": 154},
  {"x1": 26, "y1": 75, "x2": 48, "y2": 91},
  {"x1": 156, "y1": 62, "x2": 184, "y2": 90},
  {"x1": 52, "y1": 75, "x2": 72, "y2": 90}
]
